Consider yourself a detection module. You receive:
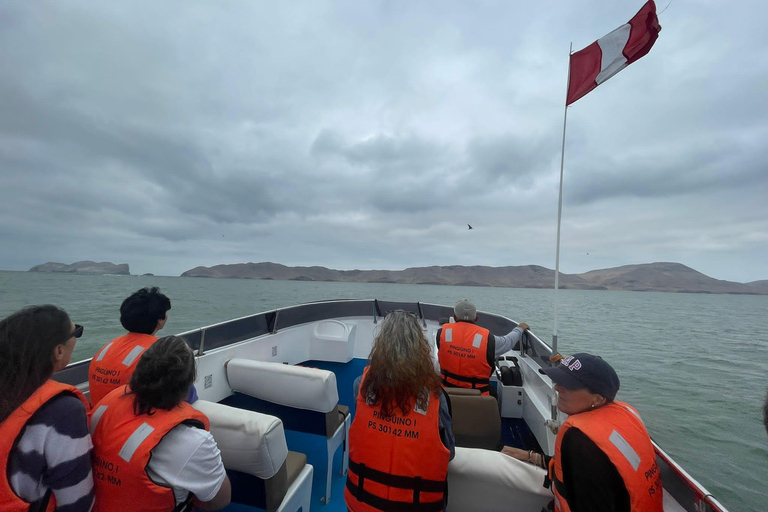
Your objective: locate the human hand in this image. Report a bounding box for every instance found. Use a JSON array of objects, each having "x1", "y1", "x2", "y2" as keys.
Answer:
[
  {"x1": 501, "y1": 445, "x2": 529, "y2": 462},
  {"x1": 517, "y1": 322, "x2": 529, "y2": 331}
]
